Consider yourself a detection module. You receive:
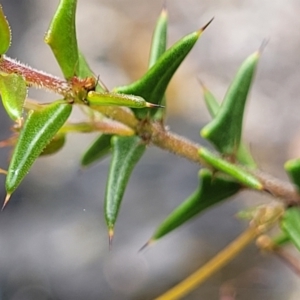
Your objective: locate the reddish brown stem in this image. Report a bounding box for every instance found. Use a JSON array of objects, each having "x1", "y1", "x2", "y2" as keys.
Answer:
[{"x1": 0, "y1": 55, "x2": 72, "y2": 96}]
